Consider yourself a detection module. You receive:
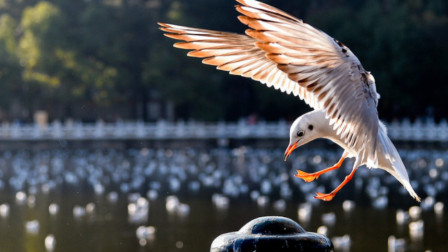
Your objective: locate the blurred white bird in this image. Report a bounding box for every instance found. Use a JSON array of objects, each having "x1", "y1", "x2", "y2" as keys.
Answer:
[{"x1": 159, "y1": 0, "x2": 420, "y2": 202}]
